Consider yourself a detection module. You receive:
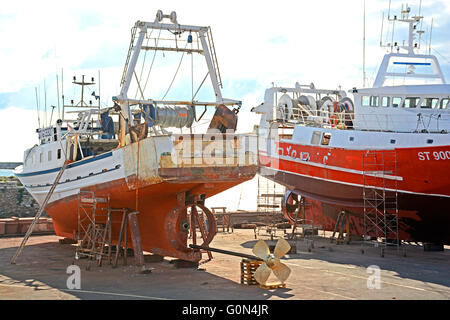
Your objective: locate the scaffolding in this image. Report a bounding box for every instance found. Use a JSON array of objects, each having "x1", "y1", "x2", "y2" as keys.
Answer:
[
  {"x1": 256, "y1": 175, "x2": 286, "y2": 239},
  {"x1": 75, "y1": 191, "x2": 139, "y2": 269},
  {"x1": 75, "y1": 191, "x2": 112, "y2": 266},
  {"x1": 362, "y1": 151, "x2": 399, "y2": 252}
]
